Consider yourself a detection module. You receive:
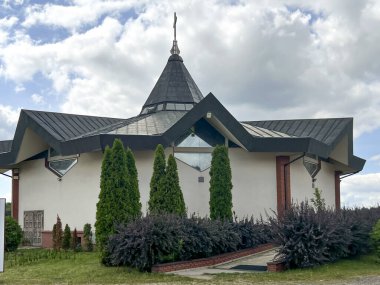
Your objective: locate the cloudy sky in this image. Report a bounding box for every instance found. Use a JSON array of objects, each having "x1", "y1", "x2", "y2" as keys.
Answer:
[{"x1": 0, "y1": 0, "x2": 379, "y2": 207}]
